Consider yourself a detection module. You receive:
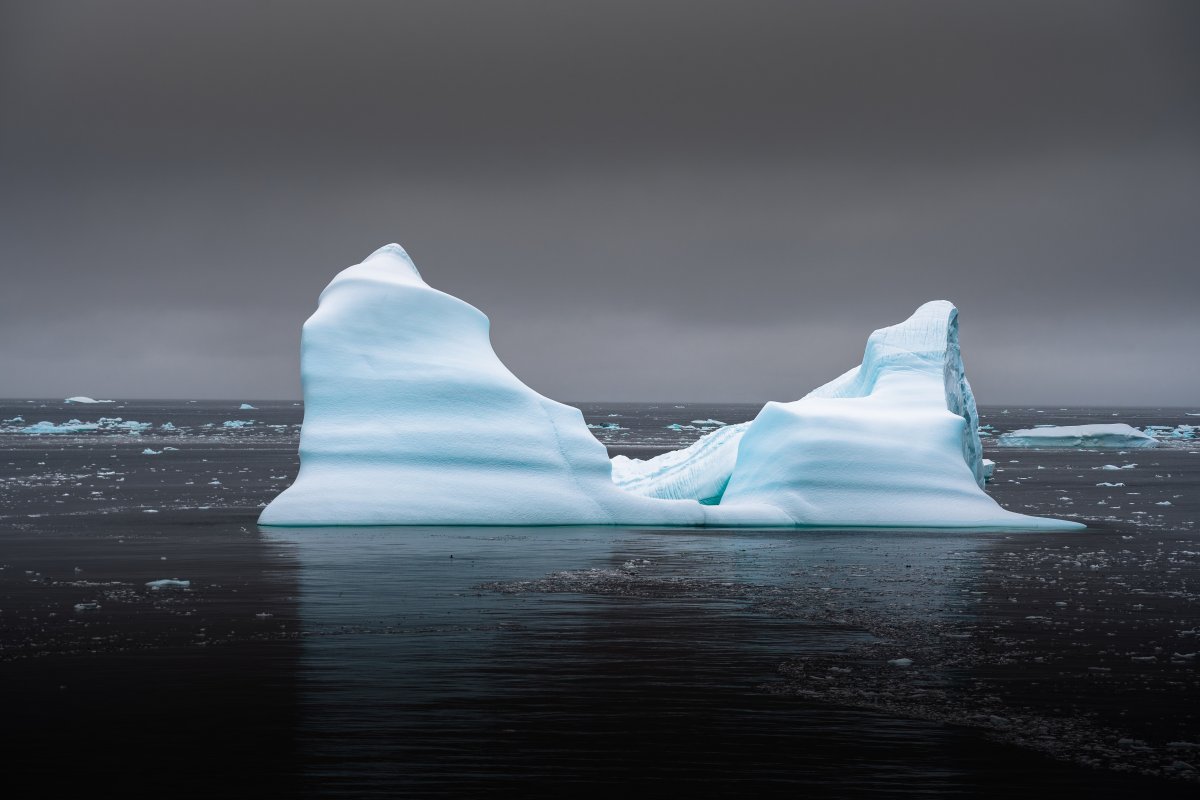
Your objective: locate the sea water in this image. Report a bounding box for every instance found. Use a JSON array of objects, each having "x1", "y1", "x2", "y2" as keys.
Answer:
[{"x1": 1, "y1": 400, "x2": 1197, "y2": 796}]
